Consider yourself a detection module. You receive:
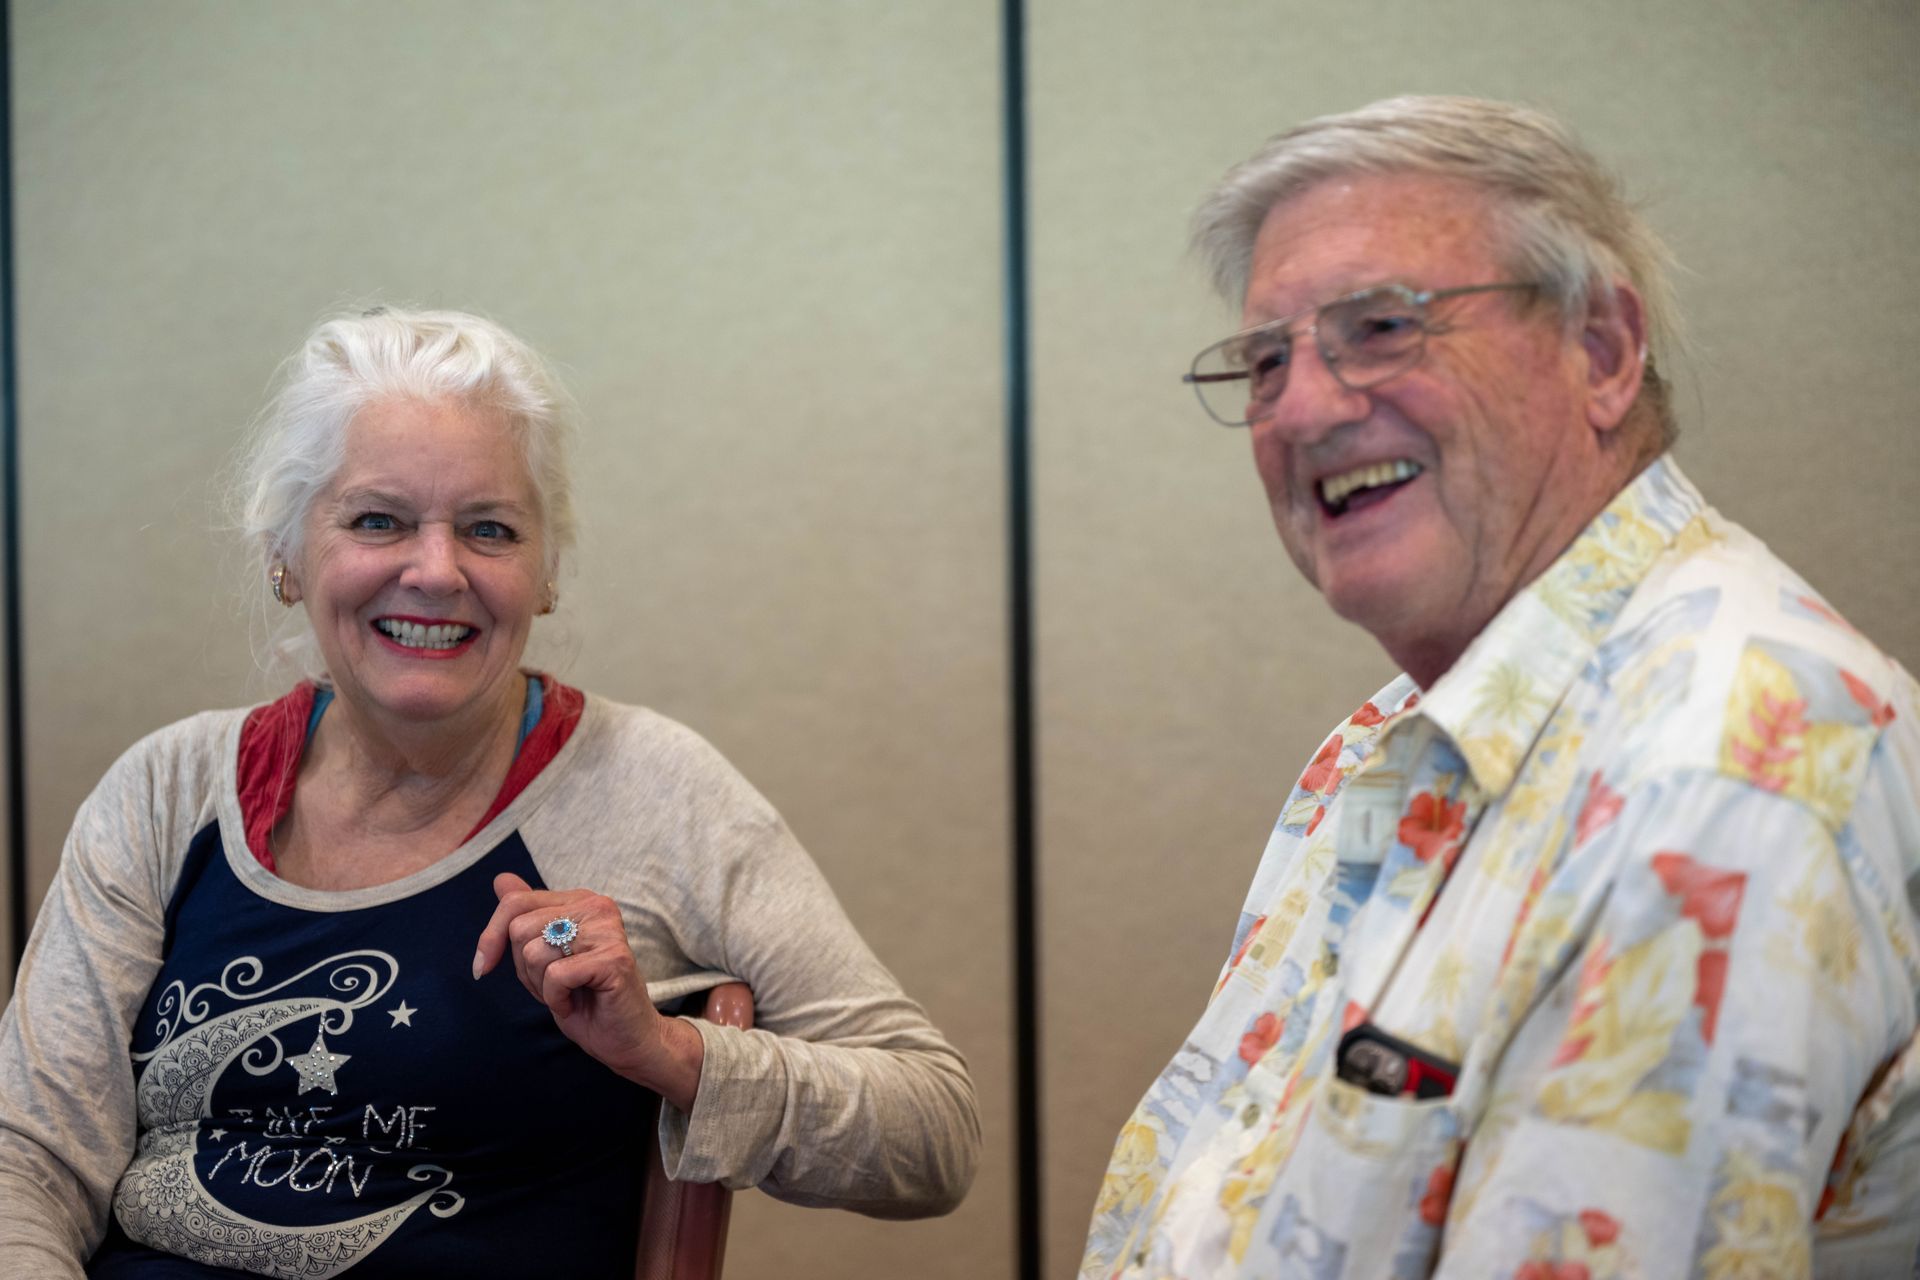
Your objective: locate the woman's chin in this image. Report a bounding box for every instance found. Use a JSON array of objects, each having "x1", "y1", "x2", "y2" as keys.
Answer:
[{"x1": 341, "y1": 669, "x2": 522, "y2": 732}]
